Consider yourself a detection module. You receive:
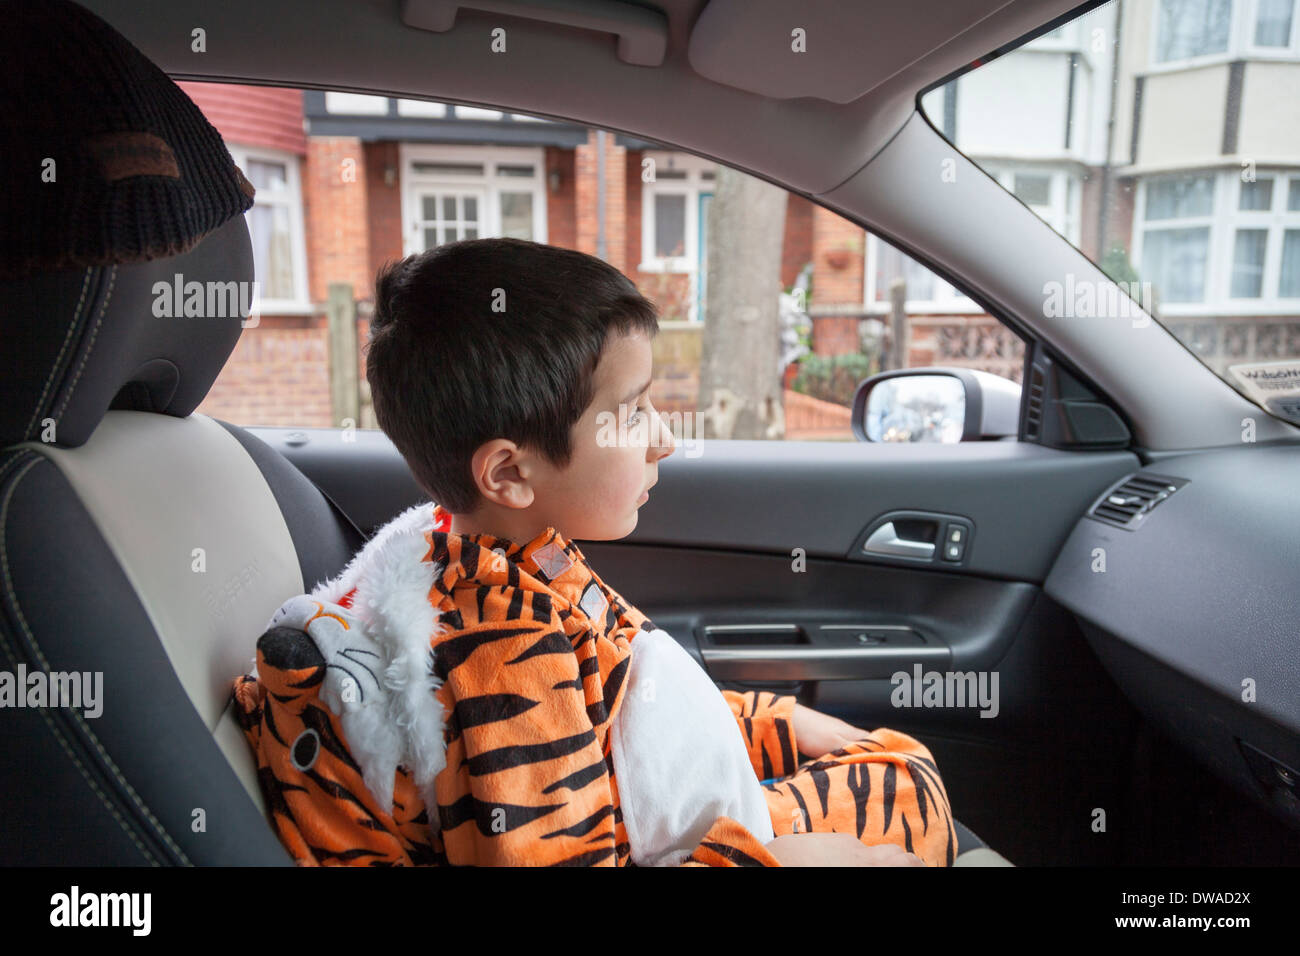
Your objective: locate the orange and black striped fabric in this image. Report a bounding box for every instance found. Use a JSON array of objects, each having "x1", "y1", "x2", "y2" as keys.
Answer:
[
  {"x1": 726, "y1": 689, "x2": 957, "y2": 866},
  {"x1": 230, "y1": 503, "x2": 955, "y2": 866}
]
